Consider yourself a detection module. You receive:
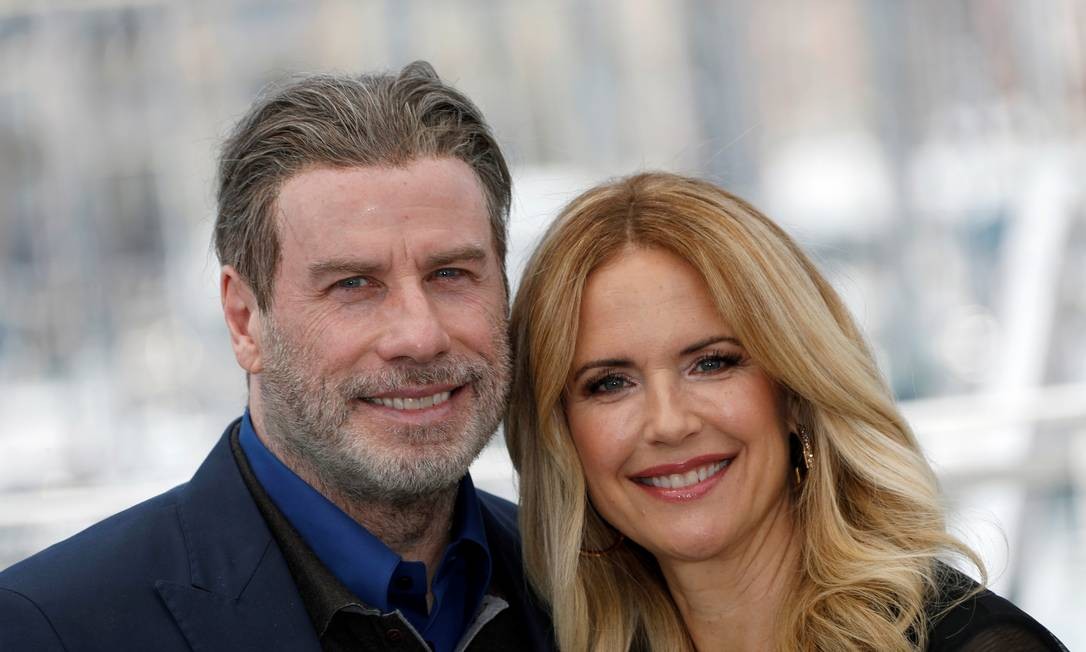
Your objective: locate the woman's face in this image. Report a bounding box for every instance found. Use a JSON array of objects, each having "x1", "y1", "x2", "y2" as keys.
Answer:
[{"x1": 565, "y1": 246, "x2": 794, "y2": 564}]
